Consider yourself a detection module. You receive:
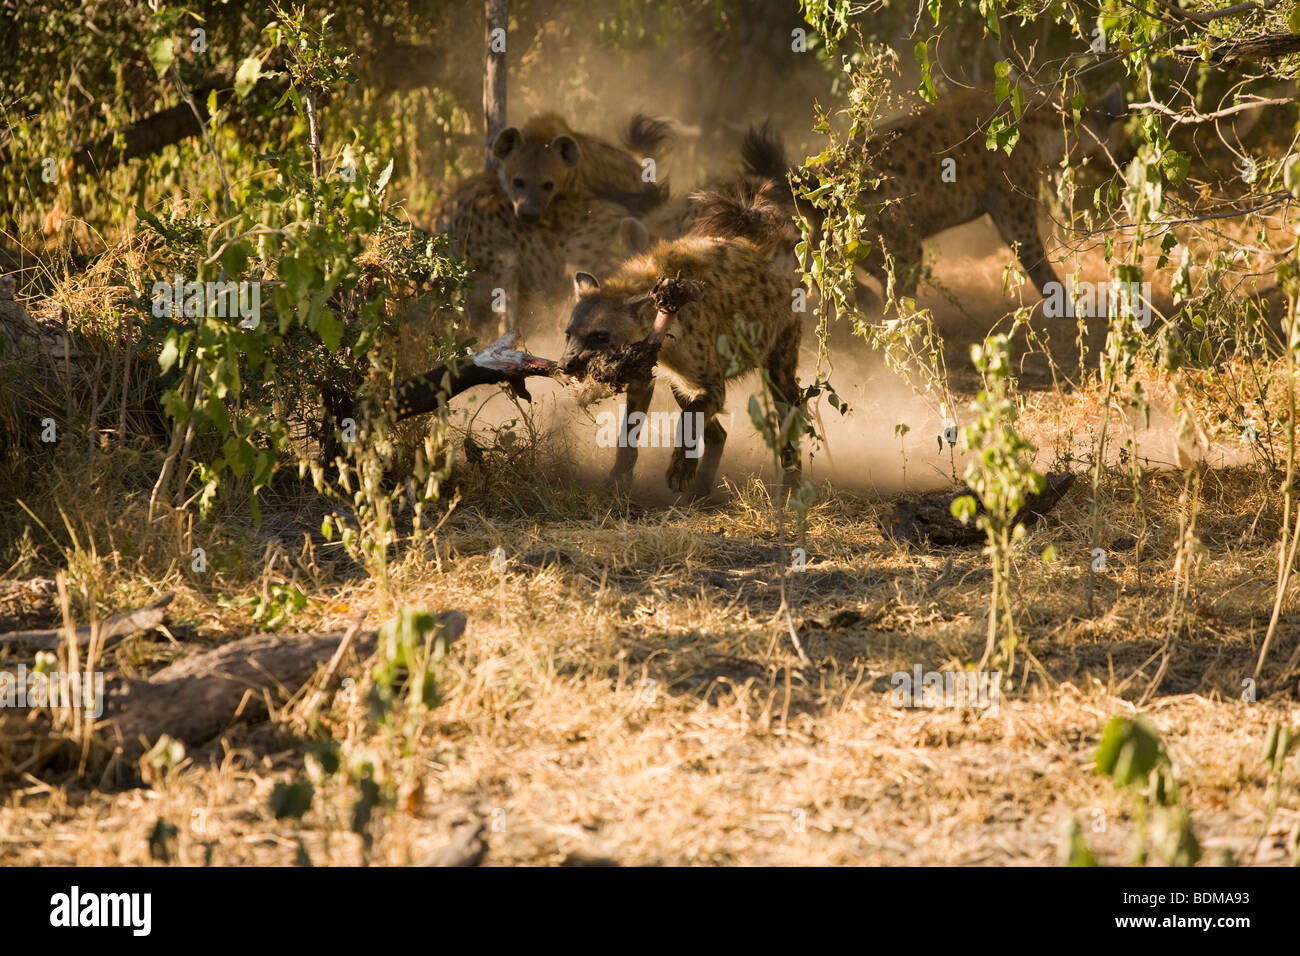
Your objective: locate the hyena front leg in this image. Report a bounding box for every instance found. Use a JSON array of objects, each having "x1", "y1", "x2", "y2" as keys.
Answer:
[
  {"x1": 667, "y1": 382, "x2": 725, "y2": 499},
  {"x1": 467, "y1": 247, "x2": 519, "y2": 340},
  {"x1": 611, "y1": 377, "x2": 655, "y2": 486},
  {"x1": 765, "y1": 321, "x2": 803, "y2": 490},
  {"x1": 983, "y1": 187, "x2": 1061, "y2": 296}
]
